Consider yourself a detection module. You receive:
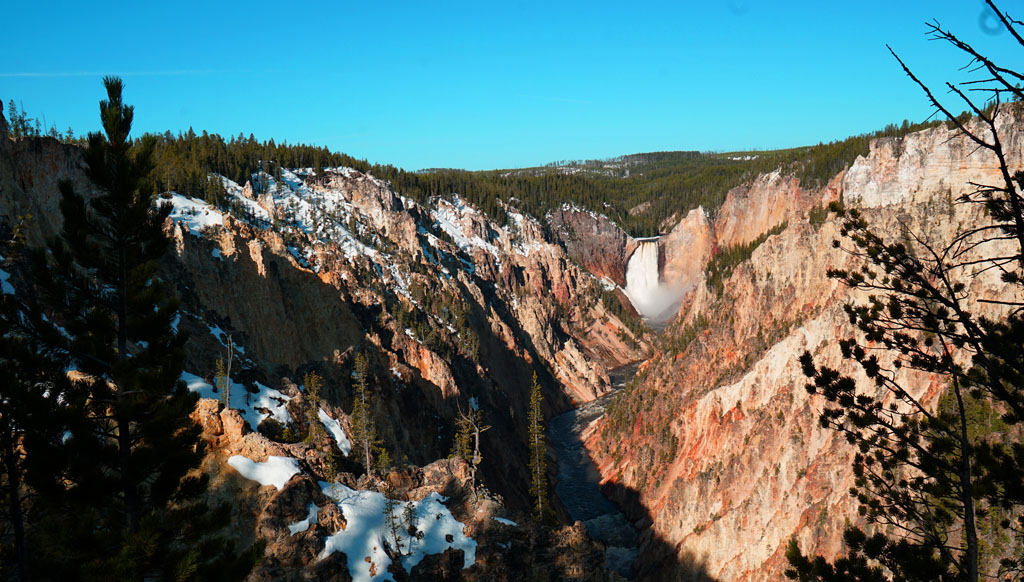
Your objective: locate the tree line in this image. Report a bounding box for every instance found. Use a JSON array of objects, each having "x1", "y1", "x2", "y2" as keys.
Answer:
[{"x1": 7, "y1": 99, "x2": 949, "y2": 241}]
